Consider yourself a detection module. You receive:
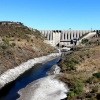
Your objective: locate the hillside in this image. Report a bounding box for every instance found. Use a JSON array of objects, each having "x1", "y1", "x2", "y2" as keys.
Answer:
[
  {"x1": 58, "y1": 37, "x2": 100, "y2": 100},
  {"x1": 0, "y1": 21, "x2": 57, "y2": 75}
]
